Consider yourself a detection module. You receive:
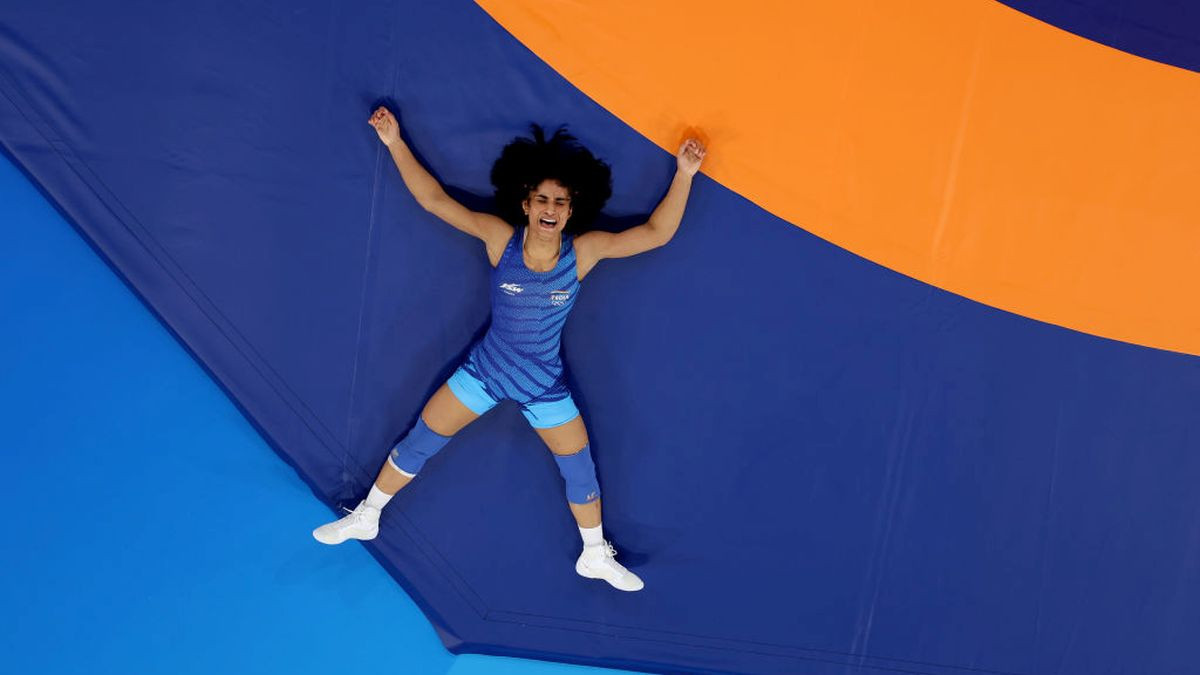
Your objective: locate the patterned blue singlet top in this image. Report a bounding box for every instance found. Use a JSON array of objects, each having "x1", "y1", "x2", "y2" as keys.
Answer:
[{"x1": 460, "y1": 226, "x2": 580, "y2": 405}]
